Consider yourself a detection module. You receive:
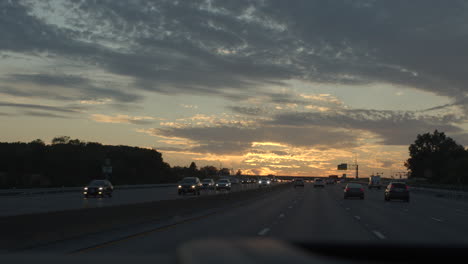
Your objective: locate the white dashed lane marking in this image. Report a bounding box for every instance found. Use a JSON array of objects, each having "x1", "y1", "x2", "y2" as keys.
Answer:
[
  {"x1": 431, "y1": 217, "x2": 443, "y2": 222},
  {"x1": 279, "y1": 213, "x2": 285, "y2": 218},
  {"x1": 258, "y1": 228, "x2": 270, "y2": 236},
  {"x1": 372, "y1": 230, "x2": 386, "y2": 240},
  {"x1": 354, "y1": 216, "x2": 361, "y2": 220}
]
